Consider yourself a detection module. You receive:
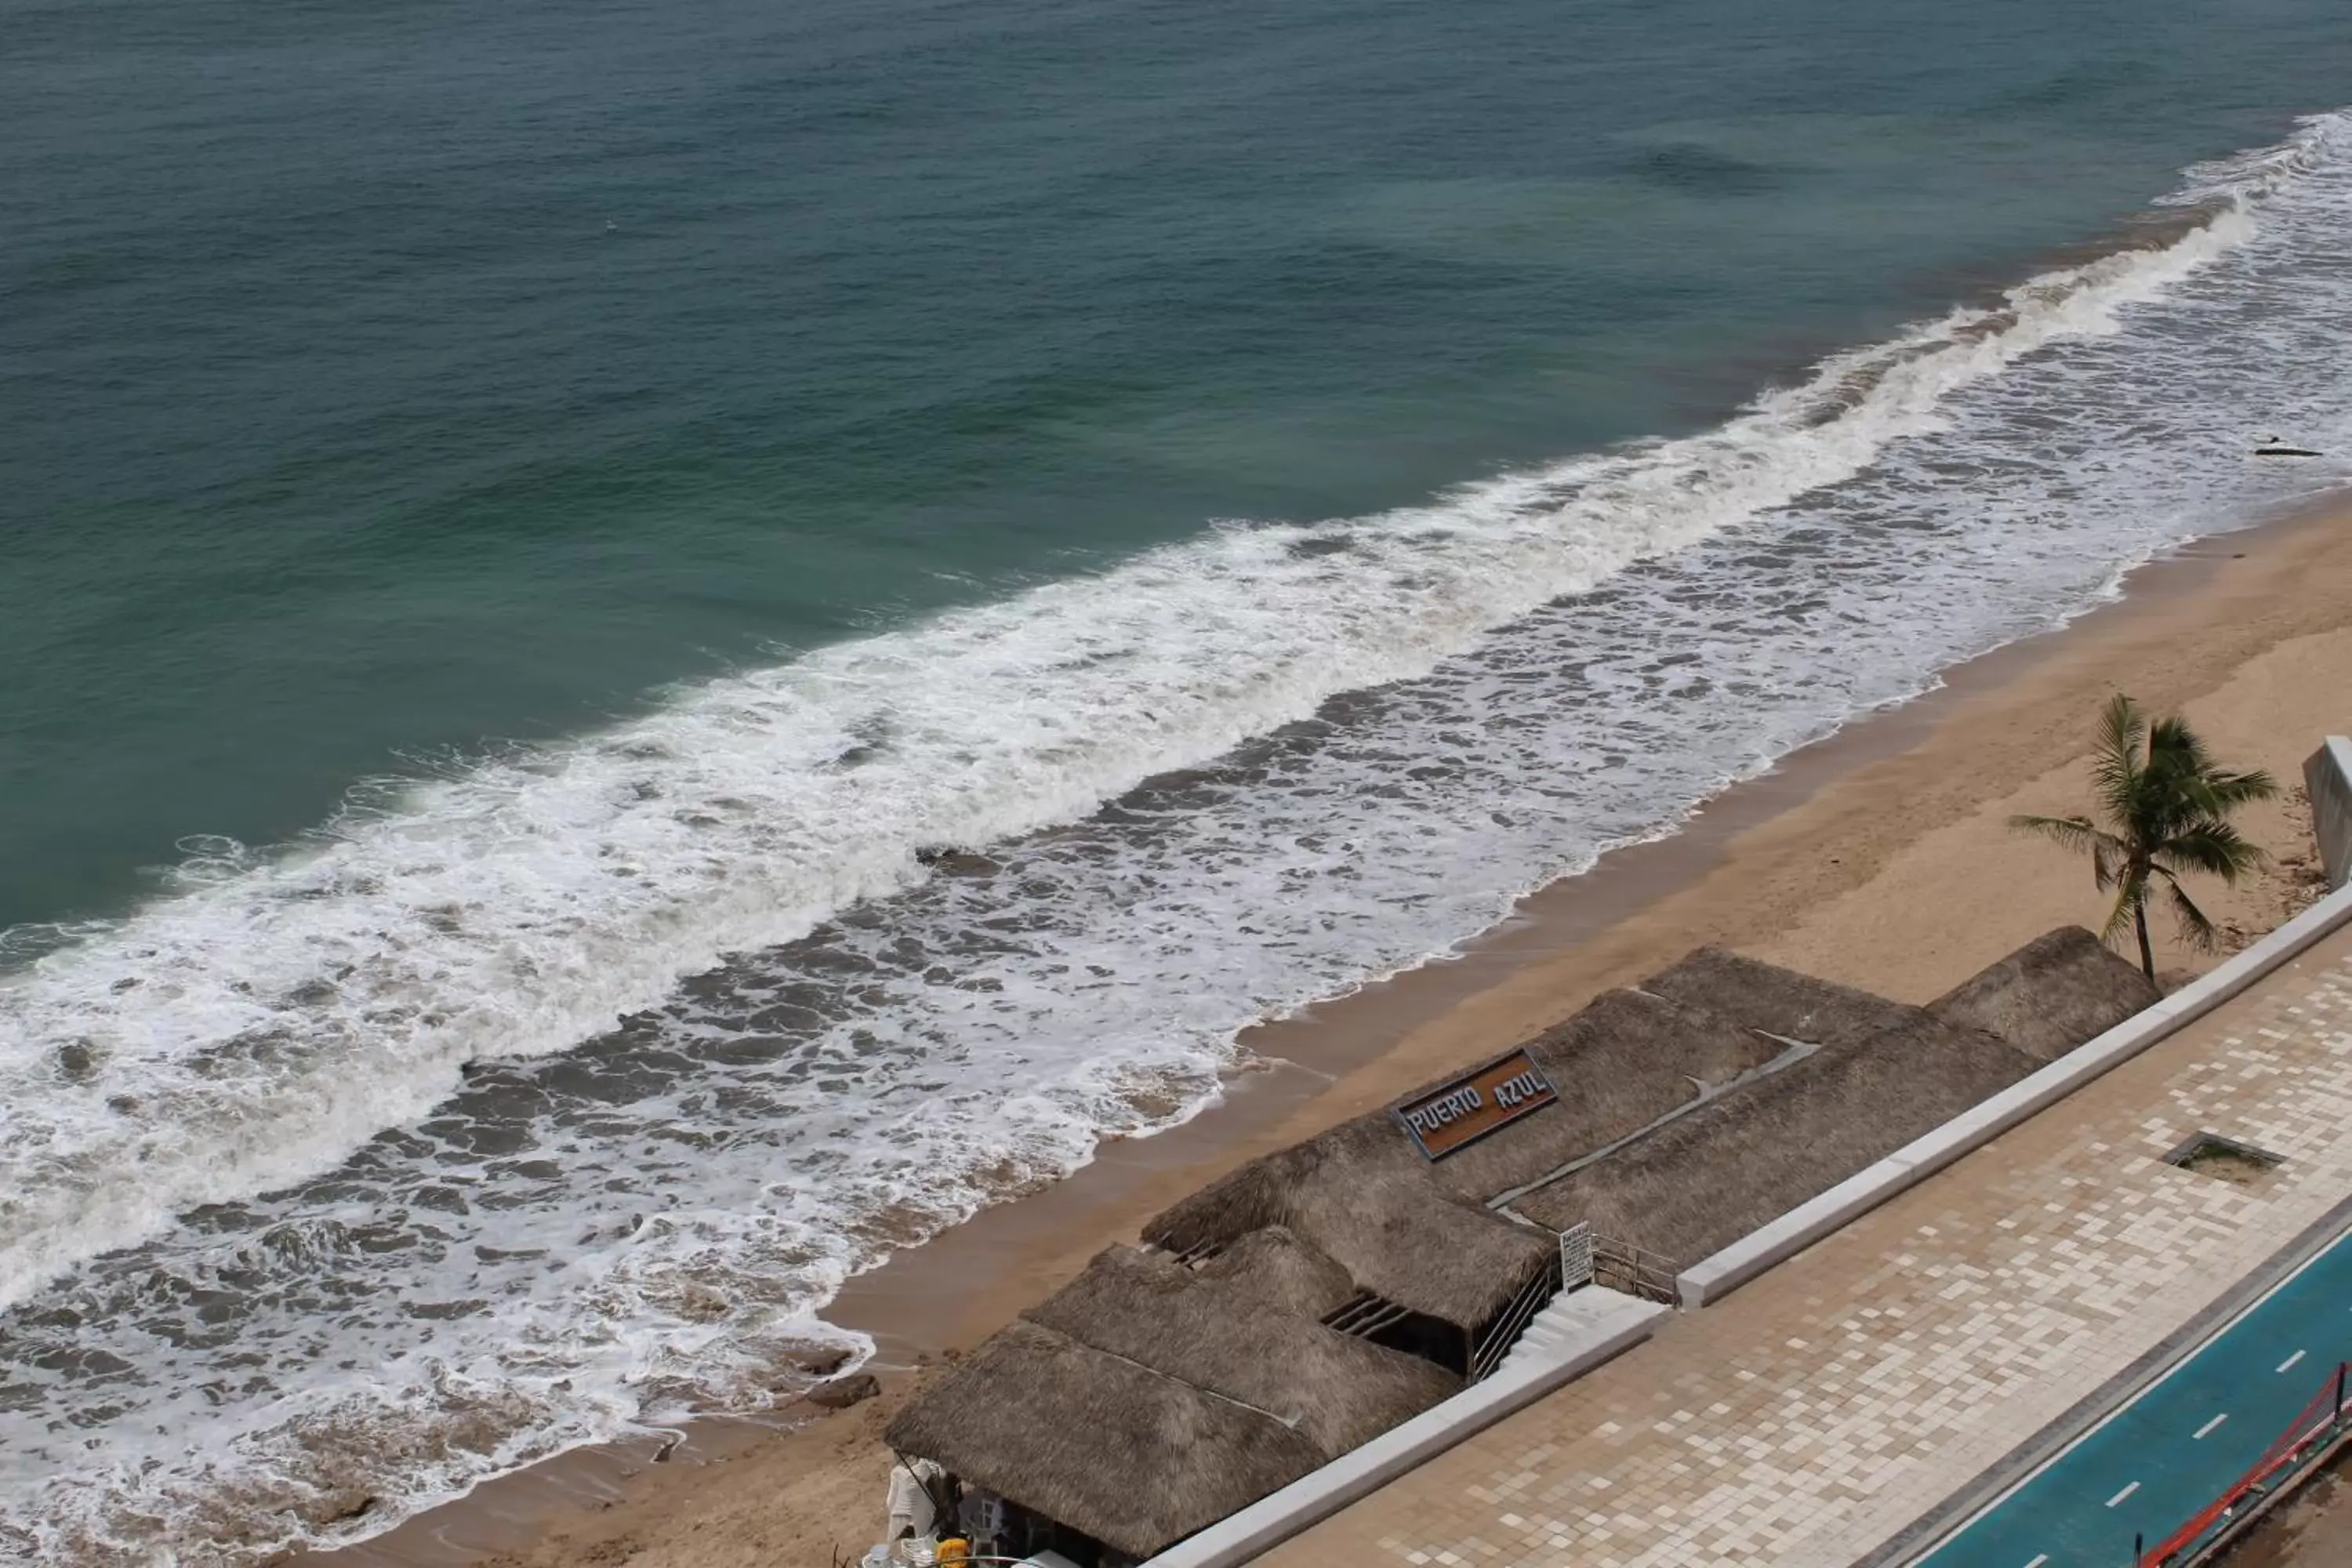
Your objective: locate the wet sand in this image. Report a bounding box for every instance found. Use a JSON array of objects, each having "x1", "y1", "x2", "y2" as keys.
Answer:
[{"x1": 305, "y1": 494, "x2": 2352, "y2": 1568}]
